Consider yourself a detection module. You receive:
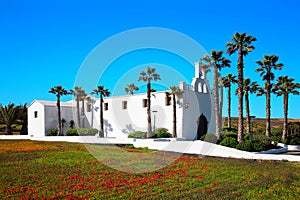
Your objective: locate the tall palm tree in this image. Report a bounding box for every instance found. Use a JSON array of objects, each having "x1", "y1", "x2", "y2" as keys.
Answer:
[
  {"x1": 49, "y1": 86, "x2": 70, "y2": 136},
  {"x1": 272, "y1": 76, "x2": 300, "y2": 140},
  {"x1": 0, "y1": 103, "x2": 18, "y2": 135},
  {"x1": 220, "y1": 74, "x2": 237, "y2": 129},
  {"x1": 256, "y1": 55, "x2": 283, "y2": 137},
  {"x1": 124, "y1": 83, "x2": 139, "y2": 95},
  {"x1": 91, "y1": 85, "x2": 110, "y2": 137},
  {"x1": 226, "y1": 32, "x2": 257, "y2": 142},
  {"x1": 209, "y1": 50, "x2": 231, "y2": 139},
  {"x1": 138, "y1": 67, "x2": 161, "y2": 138},
  {"x1": 166, "y1": 86, "x2": 183, "y2": 138},
  {"x1": 70, "y1": 86, "x2": 84, "y2": 128},
  {"x1": 242, "y1": 78, "x2": 259, "y2": 134}
]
